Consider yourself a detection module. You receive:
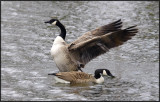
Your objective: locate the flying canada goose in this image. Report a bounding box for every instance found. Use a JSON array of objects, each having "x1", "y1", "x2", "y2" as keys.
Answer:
[
  {"x1": 48, "y1": 69, "x2": 115, "y2": 84},
  {"x1": 45, "y1": 19, "x2": 138, "y2": 72}
]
